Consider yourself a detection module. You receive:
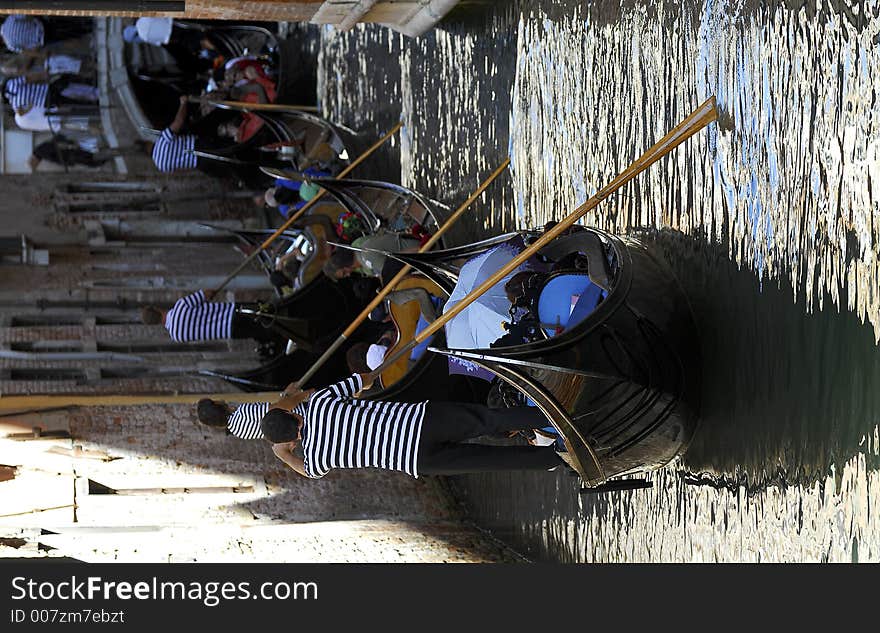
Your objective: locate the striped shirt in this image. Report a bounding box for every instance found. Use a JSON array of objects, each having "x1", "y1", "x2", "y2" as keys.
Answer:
[
  {"x1": 300, "y1": 373, "x2": 426, "y2": 479},
  {"x1": 3, "y1": 76, "x2": 48, "y2": 111},
  {"x1": 164, "y1": 290, "x2": 235, "y2": 342},
  {"x1": 1, "y1": 15, "x2": 44, "y2": 52},
  {"x1": 152, "y1": 127, "x2": 198, "y2": 172},
  {"x1": 227, "y1": 402, "x2": 270, "y2": 440}
]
